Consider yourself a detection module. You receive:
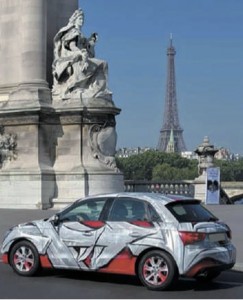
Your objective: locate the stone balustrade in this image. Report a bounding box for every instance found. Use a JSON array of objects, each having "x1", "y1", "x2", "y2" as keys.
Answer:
[
  {"x1": 124, "y1": 180, "x2": 194, "y2": 196},
  {"x1": 124, "y1": 180, "x2": 243, "y2": 201}
]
